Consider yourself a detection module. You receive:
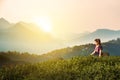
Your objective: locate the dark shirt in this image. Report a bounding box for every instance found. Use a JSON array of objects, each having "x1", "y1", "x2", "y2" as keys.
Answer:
[{"x1": 94, "y1": 45, "x2": 102, "y2": 55}]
